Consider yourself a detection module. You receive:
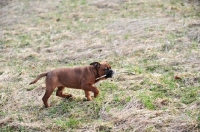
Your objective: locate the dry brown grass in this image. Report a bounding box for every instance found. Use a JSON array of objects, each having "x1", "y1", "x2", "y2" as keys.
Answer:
[{"x1": 0, "y1": 0, "x2": 200, "y2": 131}]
